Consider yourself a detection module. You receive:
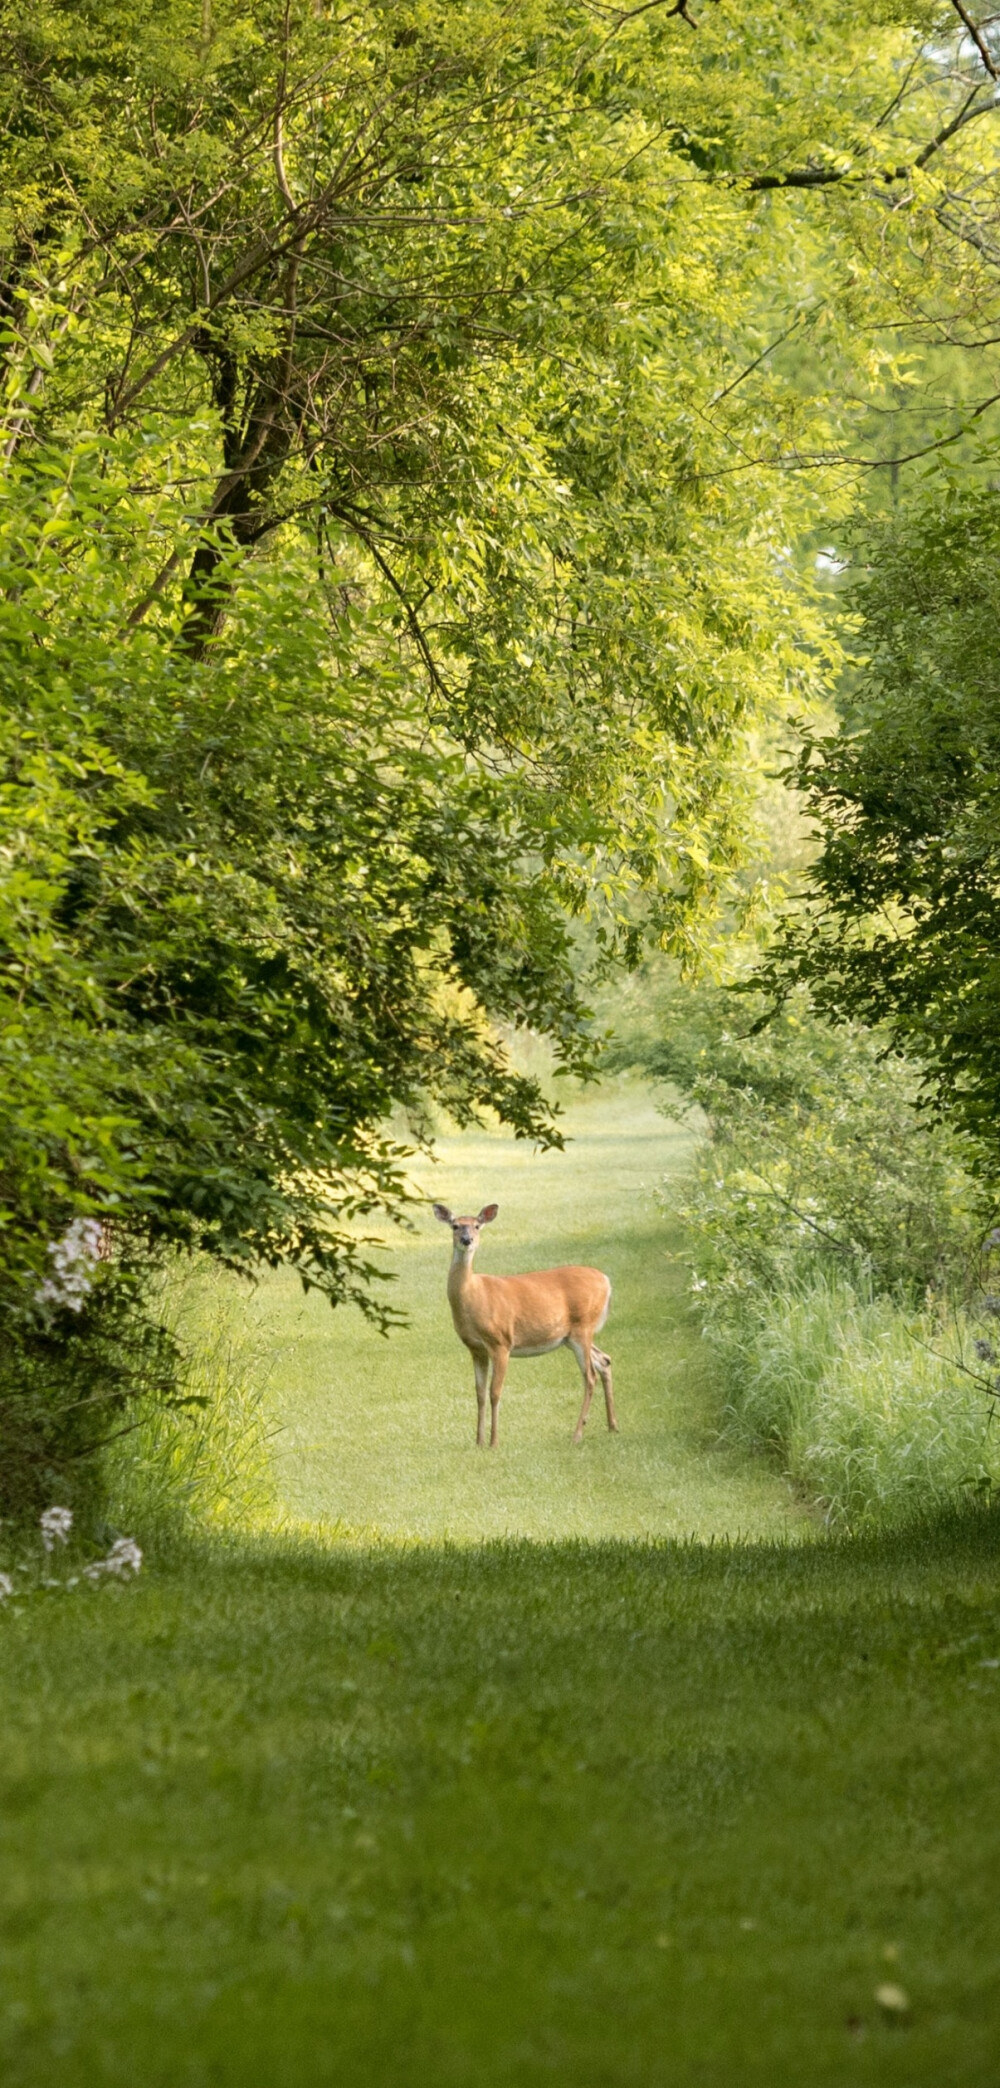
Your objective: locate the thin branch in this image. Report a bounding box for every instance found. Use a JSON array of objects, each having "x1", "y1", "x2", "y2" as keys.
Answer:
[
  {"x1": 950, "y1": 0, "x2": 1000, "y2": 79},
  {"x1": 342, "y1": 515, "x2": 452, "y2": 699},
  {"x1": 274, "y1": 0, "x2": 297, "y2": 213},
  {"x1": 746, "y1": 86, "x2": 999, "y2": 192},
  {"x1": 708, "y1": 310, "x2": 809, "y2": 406},
  {"x1": 712, "y1": 1128, "x2": 857, "y2": 1255},
  {"x1": 914, "y1": 83, "x2": 999, "y2": 167},
  {"x1": 584, "y1": 0, "x2": 710, "y2": 24},
  {"x1": 124, "y1": 543, "x2": 189, "y2": 628}
]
